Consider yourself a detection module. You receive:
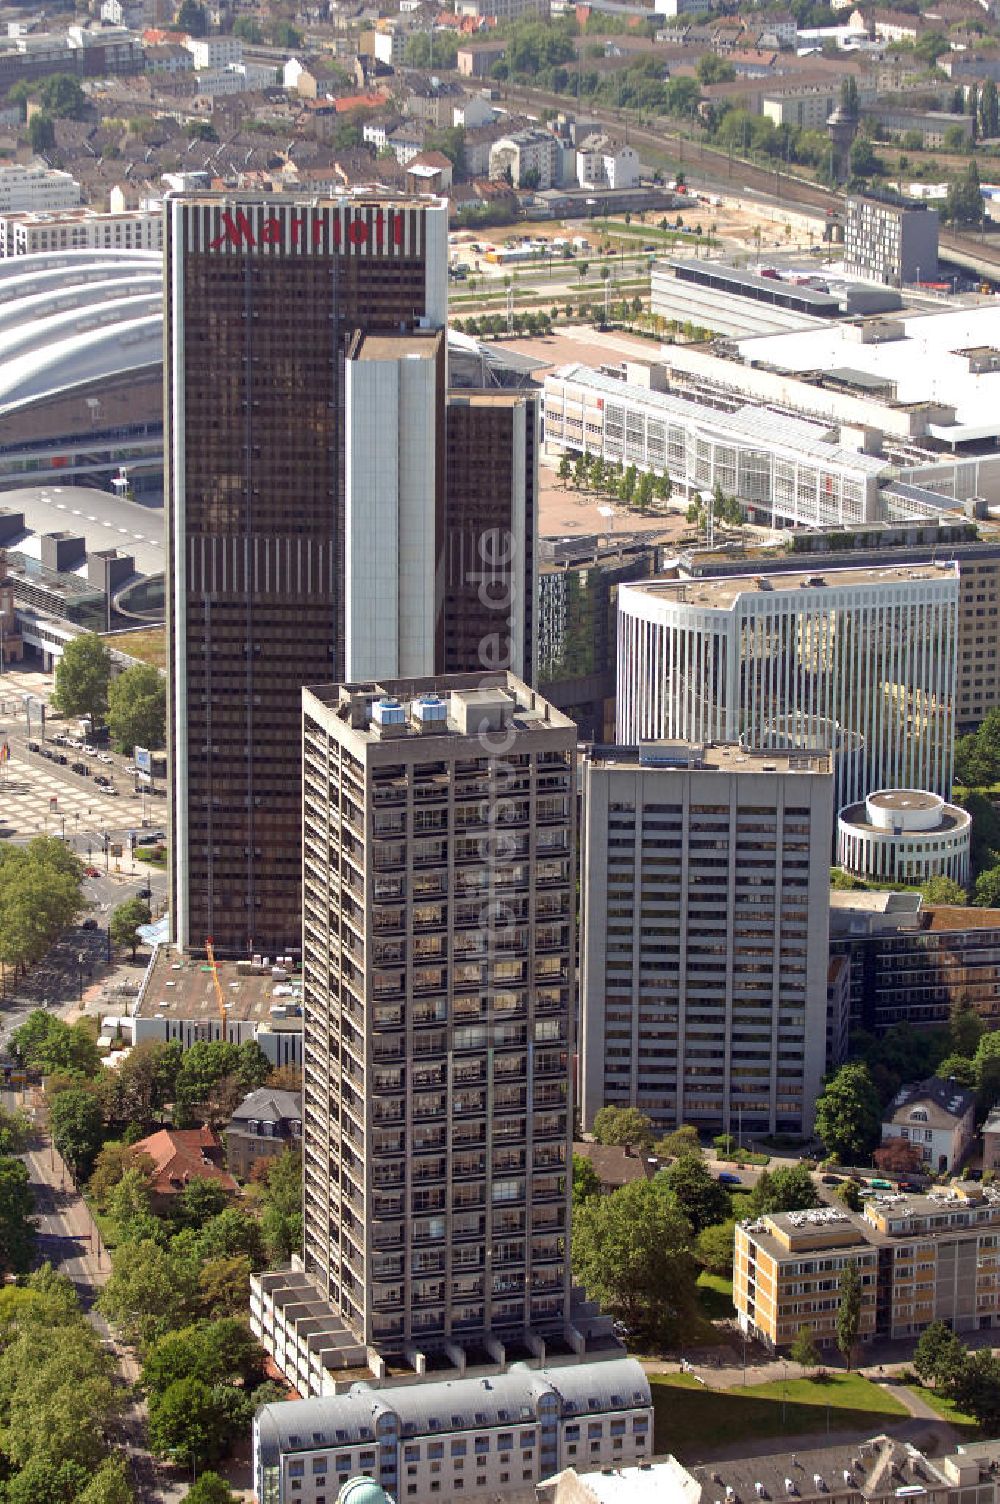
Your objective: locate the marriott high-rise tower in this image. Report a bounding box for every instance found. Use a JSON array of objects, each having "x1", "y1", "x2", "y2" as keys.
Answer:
[{"x1": 165, "y1": 195, "x2": 449, "y2": 955}]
